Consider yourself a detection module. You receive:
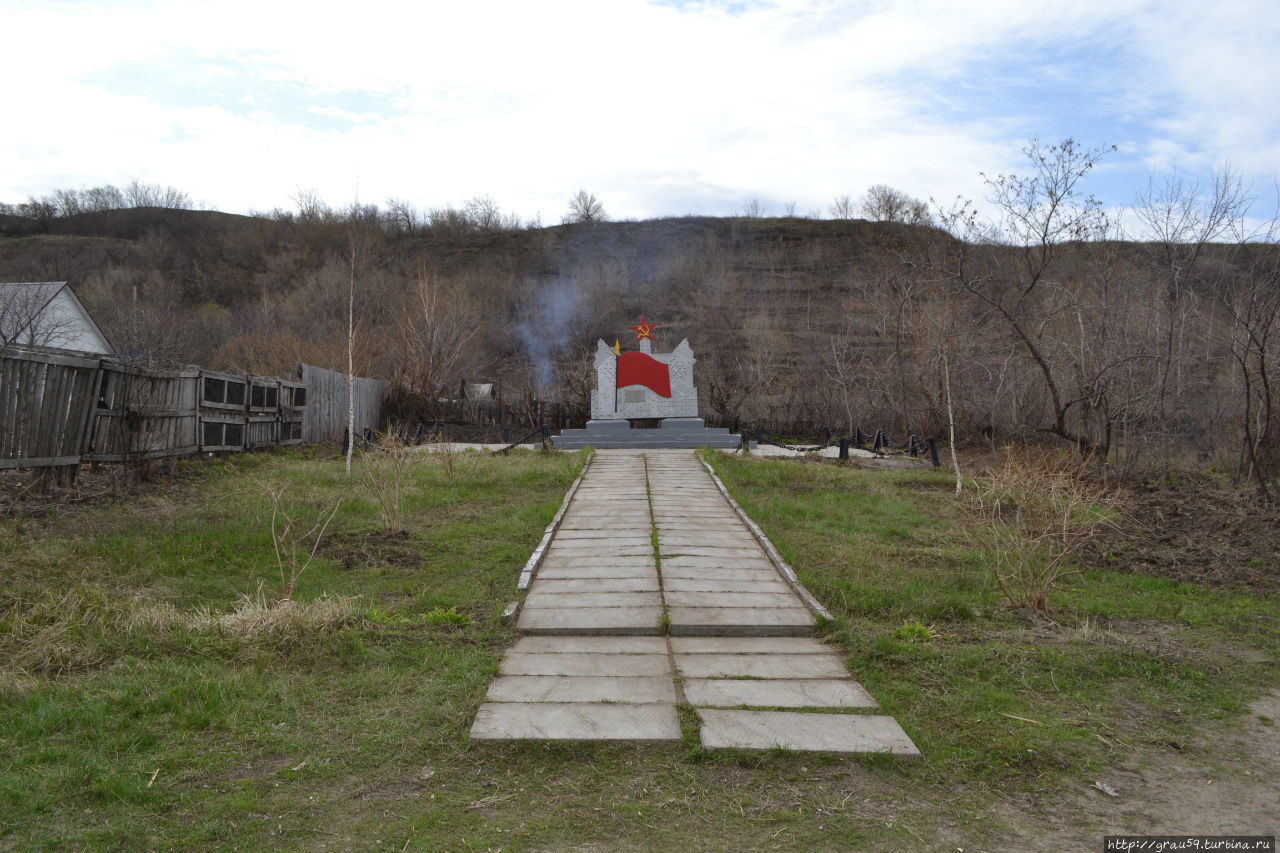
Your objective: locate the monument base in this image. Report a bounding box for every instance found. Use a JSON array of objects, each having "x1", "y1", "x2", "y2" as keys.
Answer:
[{"x1": 552, "y1": 418, "x2": 746, "y2": 450}]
